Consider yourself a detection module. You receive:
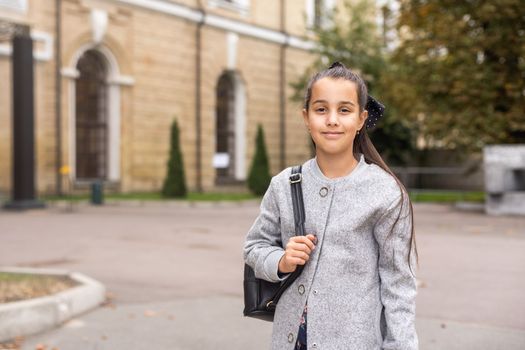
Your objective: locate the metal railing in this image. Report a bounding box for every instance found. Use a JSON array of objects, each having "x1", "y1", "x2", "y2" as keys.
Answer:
[{"x1": 391, "y1": 166, "x2": 467, "y2": 185}]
